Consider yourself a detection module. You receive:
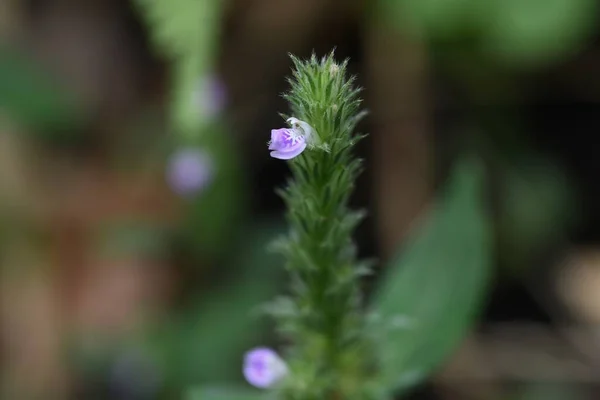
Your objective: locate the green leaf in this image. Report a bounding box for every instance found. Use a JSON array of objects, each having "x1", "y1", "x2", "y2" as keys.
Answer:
[
  {"x1": 185, "y1": 386, "x2": 267, "y2": 400},
  {"x1": 371, "y1": 158, "x2": 492, "y2": 394}
]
